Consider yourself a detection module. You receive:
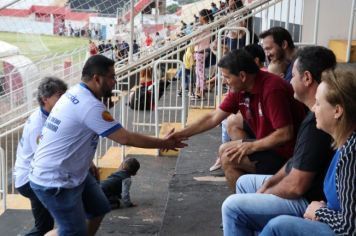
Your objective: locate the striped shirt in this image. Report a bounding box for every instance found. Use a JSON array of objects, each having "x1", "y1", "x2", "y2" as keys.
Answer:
[{"x1": 315, "y1": 131, "x2": 356, "y2": 235}]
